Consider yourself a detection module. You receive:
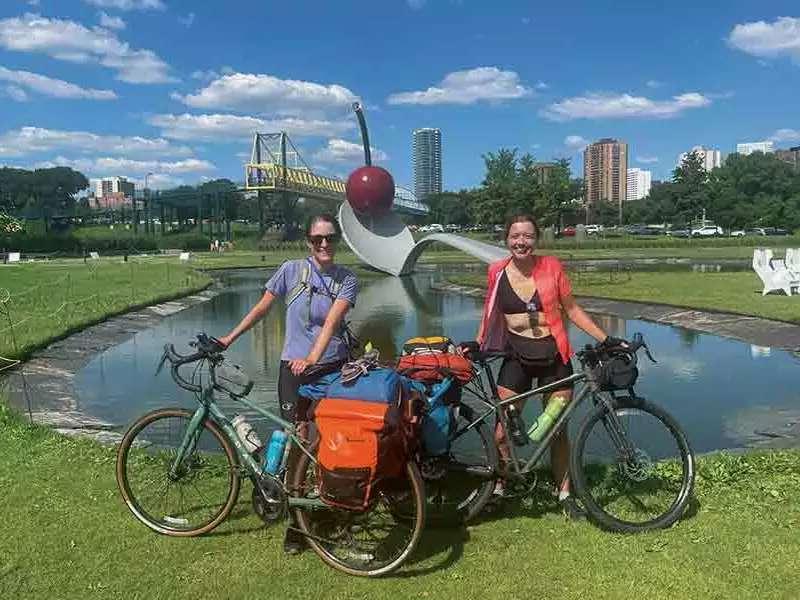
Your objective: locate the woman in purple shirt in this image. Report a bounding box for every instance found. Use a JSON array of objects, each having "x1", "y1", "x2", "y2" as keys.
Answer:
[{"x1": 218, "y1": 213, "x2": 358, "y2": 553}]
